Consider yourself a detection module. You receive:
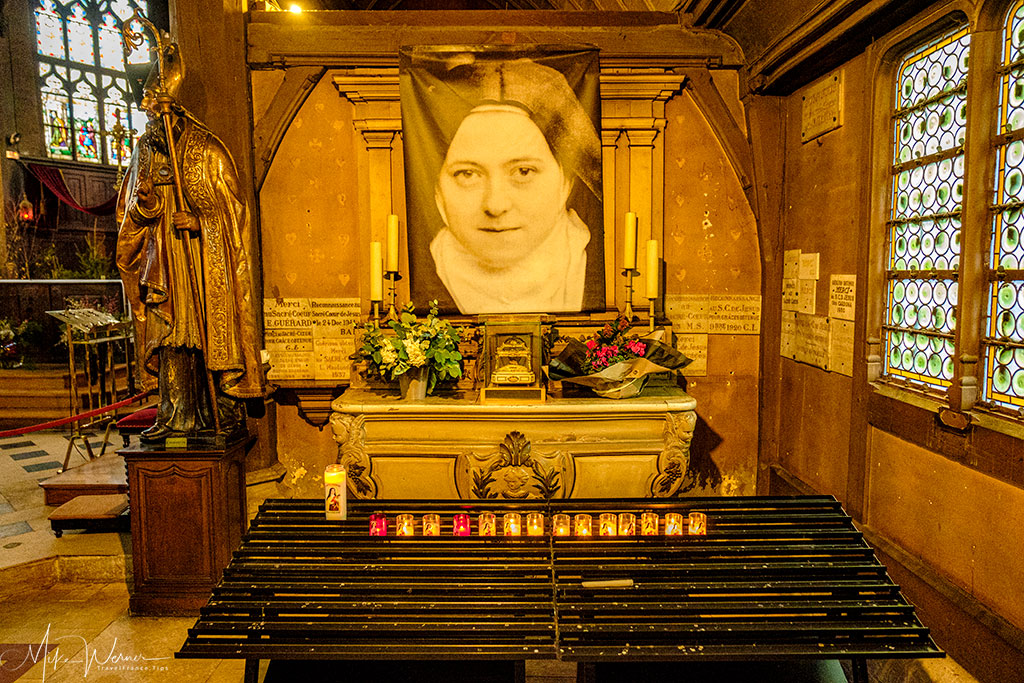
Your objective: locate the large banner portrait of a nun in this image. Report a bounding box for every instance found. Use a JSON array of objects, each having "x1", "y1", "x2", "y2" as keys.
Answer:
[{"x1": 399, "y1": 45, "x2": 604, "y2": 315}]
